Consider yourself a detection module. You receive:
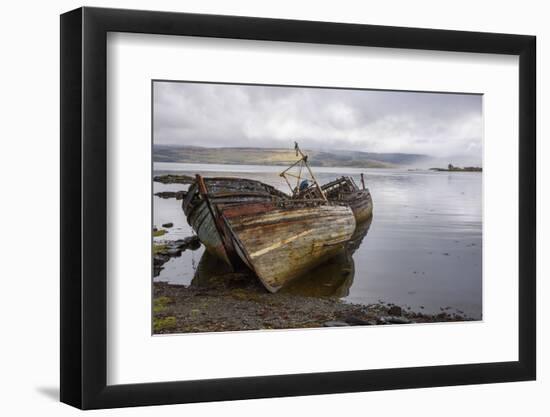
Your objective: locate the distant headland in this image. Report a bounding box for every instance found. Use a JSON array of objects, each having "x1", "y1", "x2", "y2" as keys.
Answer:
[
  {"x1": 429, "y1": 164, "x2": 482, "y2": 172},
  {"x1": 153, "y1": 145, "x2": 428, "y2": 169}
]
